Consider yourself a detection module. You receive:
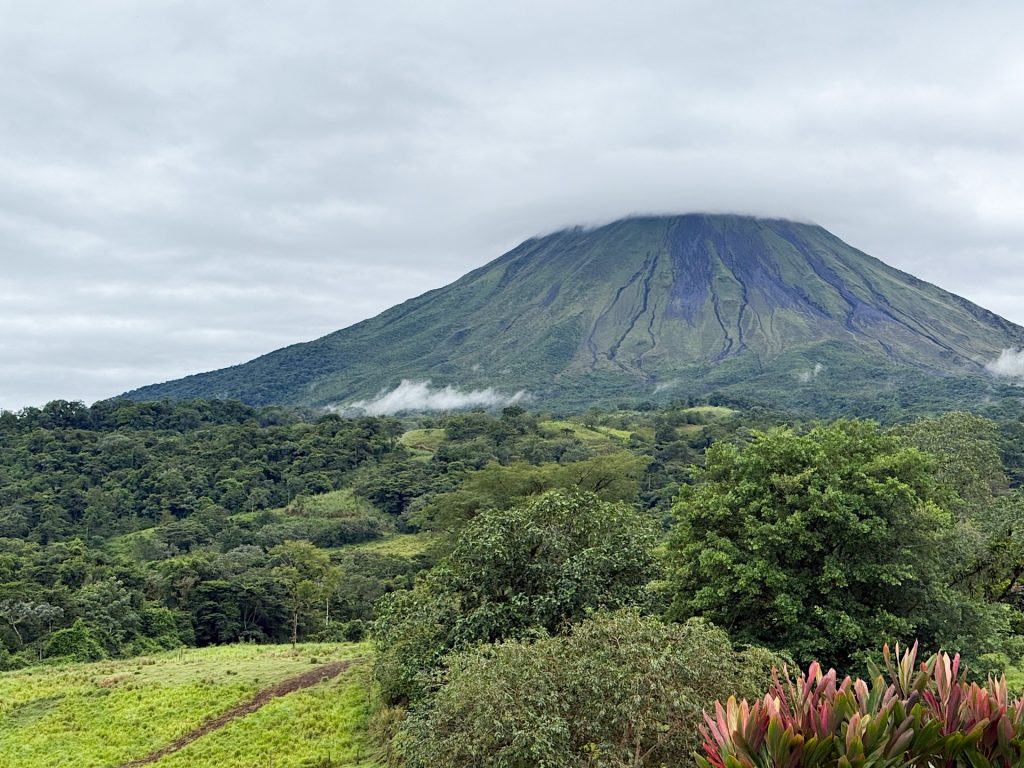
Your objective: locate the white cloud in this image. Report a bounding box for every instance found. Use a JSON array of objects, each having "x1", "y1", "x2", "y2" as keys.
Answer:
[
  {"x1": 798, "y1": 363, "x2": 826, "y2": 384},
  {"x1": 1, "y1": 2, "x2": 1024, "y2": 409},
  {"x1": 338, "y1": 379, "x2": 528, "y2": 416},
  {"x1": 986, "y1": 348, "x2": 1024, "y2": 381},
  {"x1": 653, "y1": 379, "x2": 681, "y2": 394}
]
